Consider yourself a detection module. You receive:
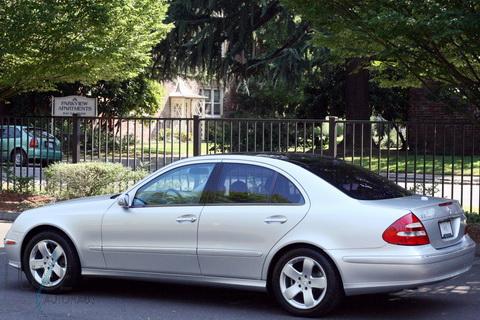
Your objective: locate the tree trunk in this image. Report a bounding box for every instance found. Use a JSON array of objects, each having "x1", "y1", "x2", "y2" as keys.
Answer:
[
  {"x1": 0, "y1": 100, "x2": 7, "y2": 117},
  {"x1": 343, "y1": 58, "x2": 372, "y2": 153}
]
